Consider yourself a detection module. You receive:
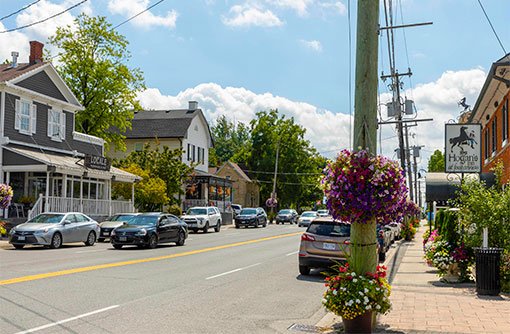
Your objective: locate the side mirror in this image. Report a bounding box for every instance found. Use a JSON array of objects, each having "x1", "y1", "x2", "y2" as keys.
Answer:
[{"x1": 63, "y1": 220, "x2": 72, "y2": 225}]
